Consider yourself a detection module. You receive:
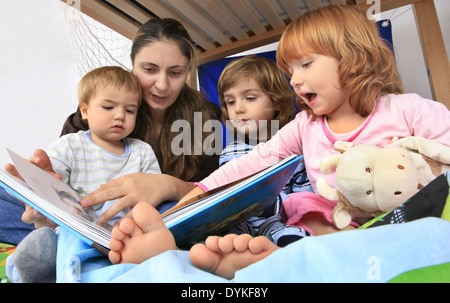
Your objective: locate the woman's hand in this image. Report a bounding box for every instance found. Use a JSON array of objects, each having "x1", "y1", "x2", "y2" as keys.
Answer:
[
  {"x1": 5, "y1": 149, "x2": 59, "y2": 229},
  {"x1": 80, "y1": 173, "x2": 195, "y2": 223}
]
